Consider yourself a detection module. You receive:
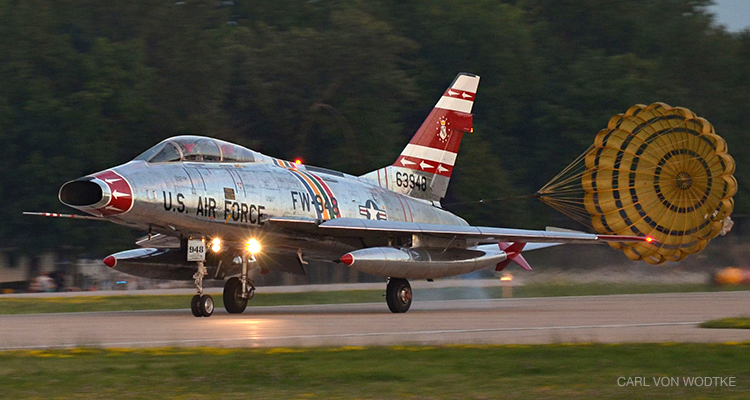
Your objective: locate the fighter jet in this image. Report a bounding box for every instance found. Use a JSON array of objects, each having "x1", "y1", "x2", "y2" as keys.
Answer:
[{"x1": 28, "y1": 73, "x2": 647, "y2": 317}]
